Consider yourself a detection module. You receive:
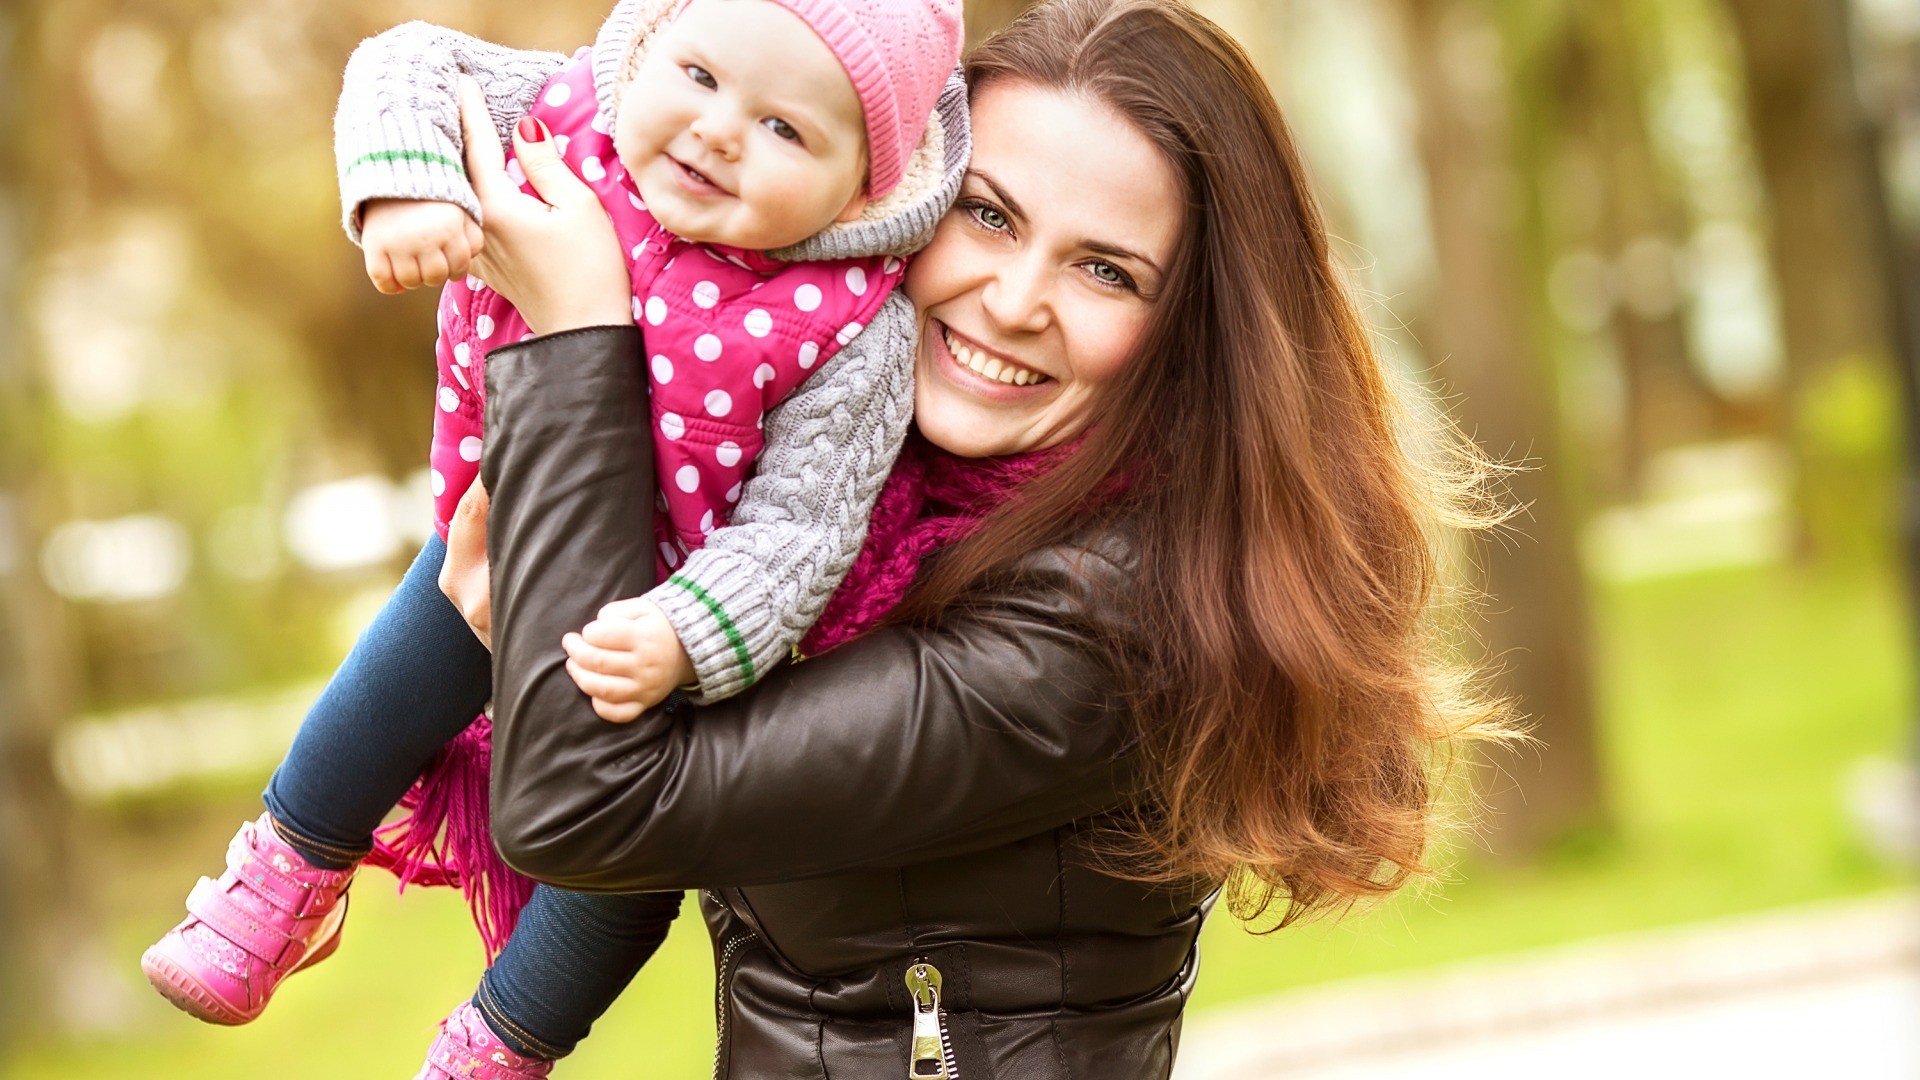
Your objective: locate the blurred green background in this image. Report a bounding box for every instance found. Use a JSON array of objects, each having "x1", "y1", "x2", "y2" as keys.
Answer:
[{"x1": 1, "y1": 0, "x2": 1917, "y2": 1076}]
